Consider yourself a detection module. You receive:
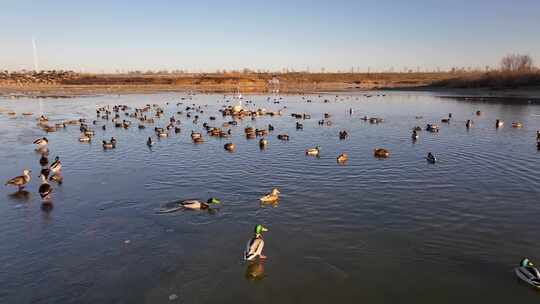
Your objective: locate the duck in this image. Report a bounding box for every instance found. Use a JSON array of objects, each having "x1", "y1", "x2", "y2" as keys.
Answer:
[
  {"x1": 466, "y1": 120, "x2": 473, "y2": 128},
  {"x1": 411, "y1": 130, "x2": 419, "y2": 140},
  {"x1": 191, "y1": 131, "x2": 202, "y2": 140},
  {"x1": 339, "y1": 130, "x2": 348, "y2": 140},
  {"x1": 244, "y1": 224, "x2": 269, "y2": 261},
  {"x1": 305, "y1": 146, "x2": 320, "y2": 156},
  {"x1": 512, "y1": 122, "x2": 523, "y2": 128},
  {"x1": 426, "y1": 152, "x2": 437, "y2": 163},
  {"x1": 260, "y1": 188, "x2": 280, "y2": 203},
  {"x1": 147, "y1": 137, "x2": 154, "y2": 147},
  {"x1": 515, "y1": 258, "x2": 540, "y2": 289},
  {"x1": 259, "y1": 138, "x2": 268, "y2": 148},
  {"x1": 50, "y1": 156, "x2": 62, "y2": 173},
  {"x1": 5, "y1": 169, "x2": 31, "y2": 191},
  {"x1": 79, "y1": 134, "x2": 91, "y2": 142},
  {"x1": 537, "y1": 131, "x2": 540, "y2": 141},
  {"x1": 441, "y1": 118, "x2": 450, "y2": 123},
  {"x1": 38, "y1": 174, "x2": 53, "y2": 201},
  {"x1": 157, "y1": 130, "x2": 168, "y2": 138},
  {"x1": 39, "y1": 154, "x2": 49, "y2": 166},
  {"x1": 412, "y1": 126, "x2": 422, "y2": 132},
  {"x1": 426, "y1": 124, "x2": 440, "y2": 133},
  {"x1": 296, "y1": 122, "x2": 303, "y2": 130},
  {"x1": 276, "y1": 134, "x2": 289, "y2": 141},
  {"x1": 476, "y1": 110, "x2": 481, "y2": 116},
  {"x1": 268, "y1": 124, "x2": 274, "y2": 131},
  {"x1": 181, "y1": 198, "x2": 221, "y2": 210},
  {"x1": 33, "y1": 137, "x2": 49, "y2": 148},
  {"x1": 224, "y1": 143, "x2": 235, "y2": 151},
  {"x1": 102, "y1": 140, "x2": 115, "y2": 149},
  {"x1": 496, "y1": 119, "x2": 504, "y2": 128},
  {"x1": 374, "y1": 148, "x2": 390, "y2": 158},
  {"x1": 337, "y1": 153, "x2": 348, "y2": 163}
]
